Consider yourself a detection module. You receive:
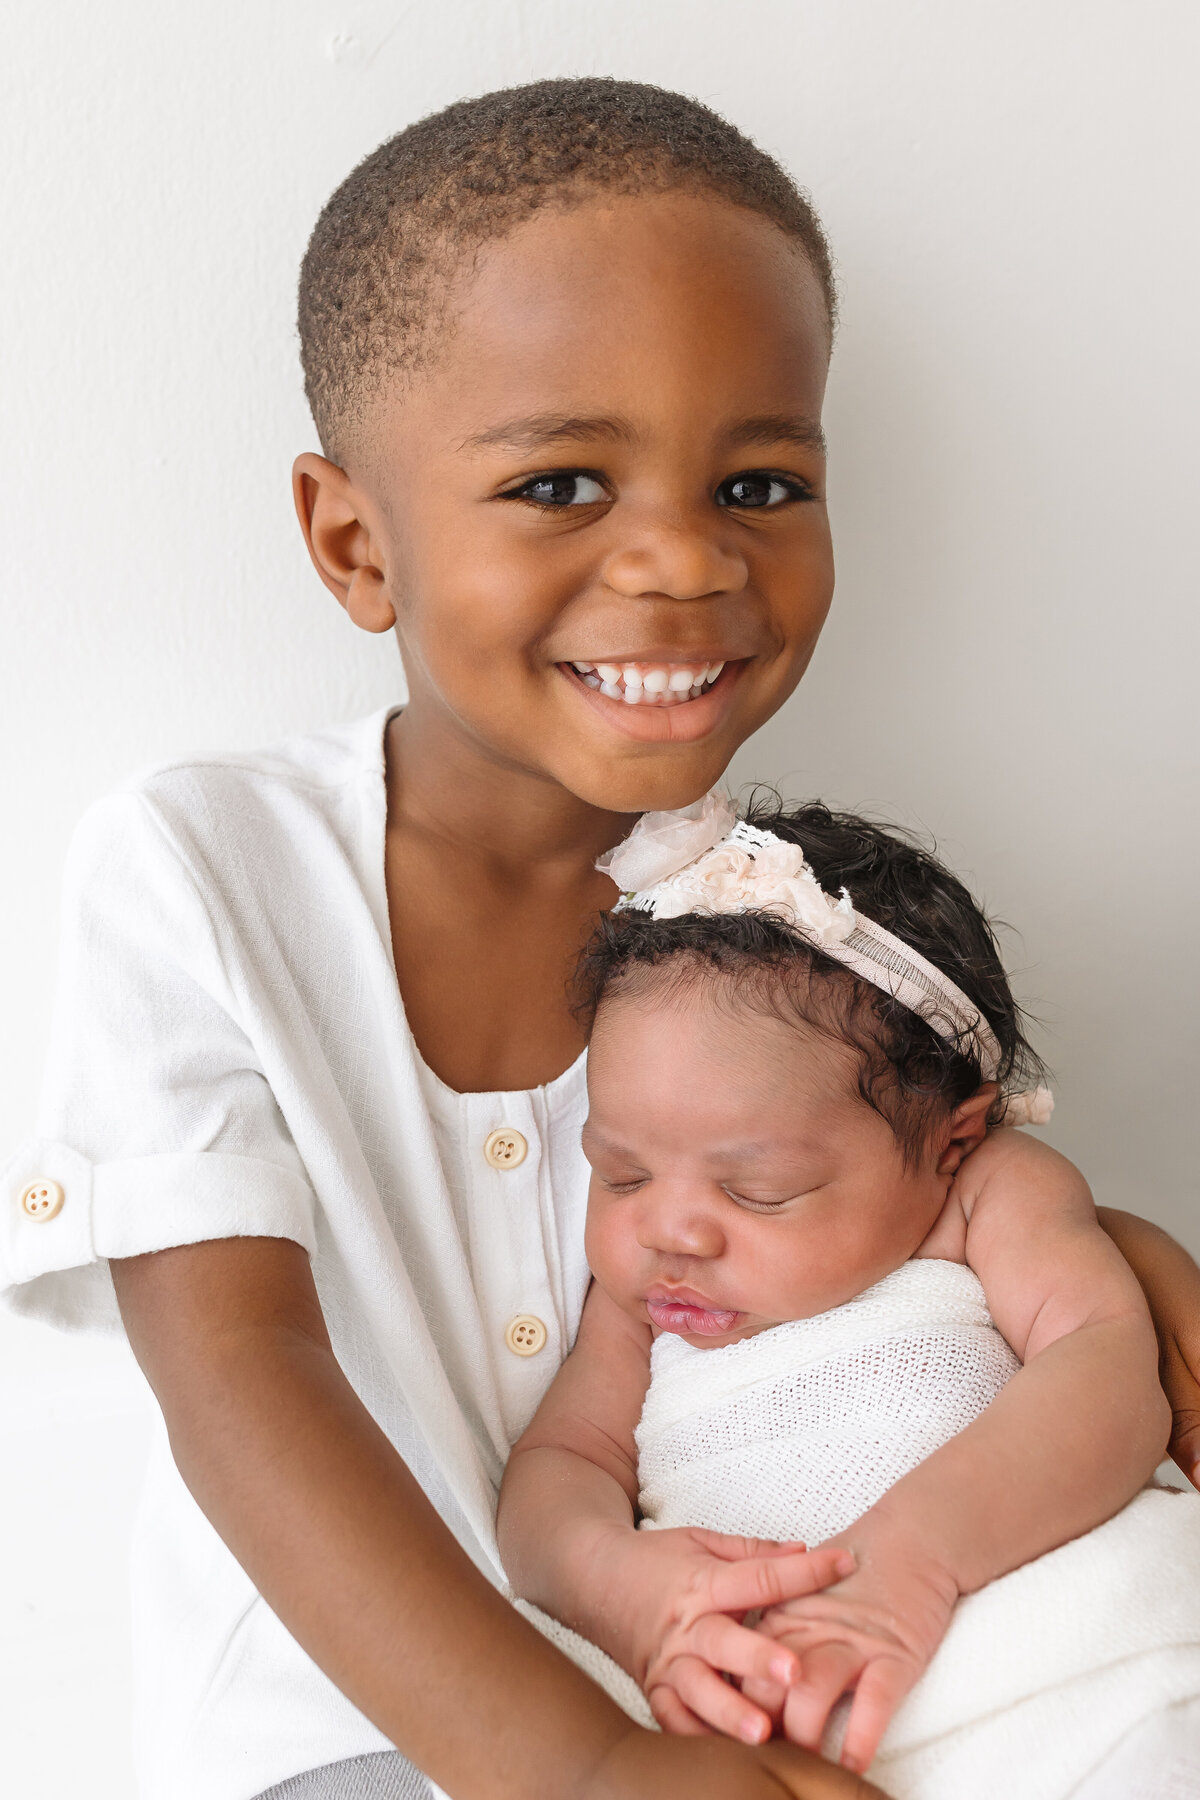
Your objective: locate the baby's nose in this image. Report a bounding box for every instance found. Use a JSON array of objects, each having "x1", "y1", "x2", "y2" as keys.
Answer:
[{"x1": 637, "y1": 1189, "x2": 725, "y2": 1259}]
